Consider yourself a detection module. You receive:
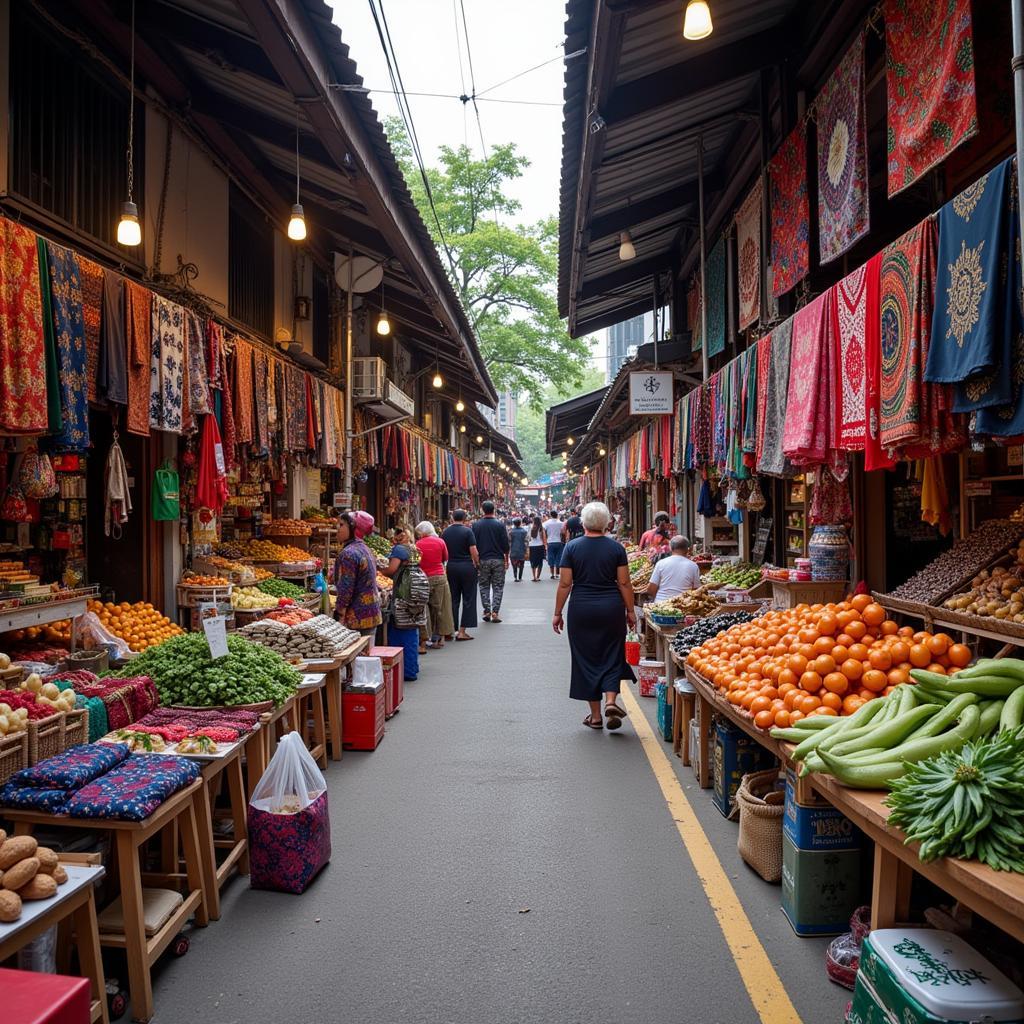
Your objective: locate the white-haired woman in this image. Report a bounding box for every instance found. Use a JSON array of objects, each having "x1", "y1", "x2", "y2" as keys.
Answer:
[
  {"x1": 552, "y1": 501, "x2": 636, "y2": 730},
  {"x1": 416, "y1": 520, "x2": 455, "y2": 649}
]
